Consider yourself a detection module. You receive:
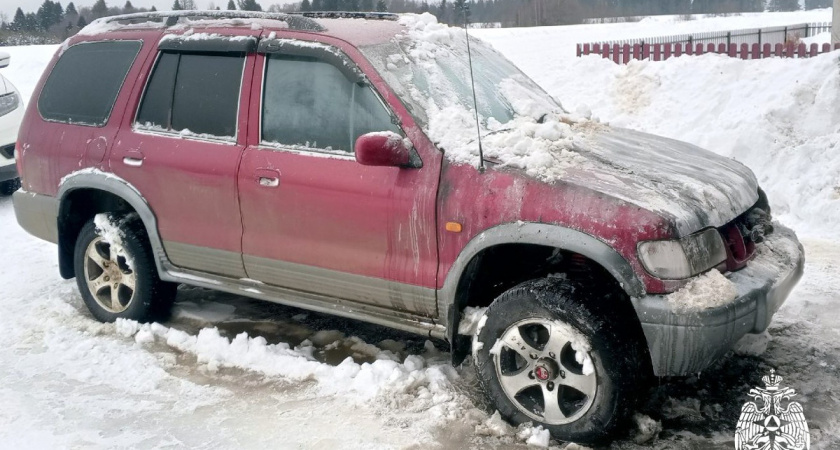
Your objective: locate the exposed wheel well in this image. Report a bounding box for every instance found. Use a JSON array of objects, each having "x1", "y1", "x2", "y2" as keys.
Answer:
[
  {"x1": 57, "y1": 189, "x2": 138, "y2": 279},
  {"x1": 449, "y1": 243, "x2": 650, "y2": 370}
]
